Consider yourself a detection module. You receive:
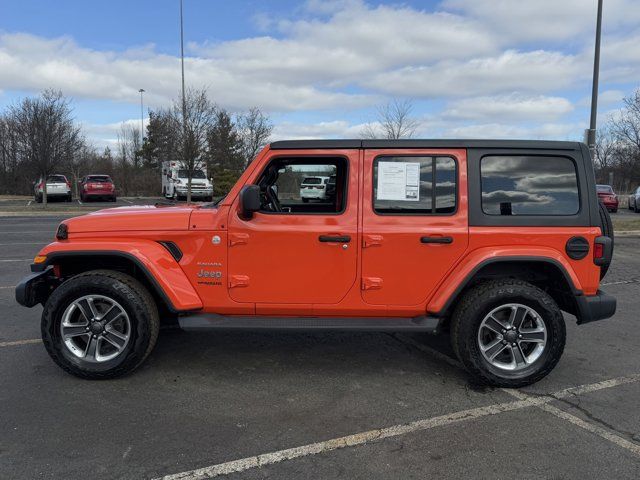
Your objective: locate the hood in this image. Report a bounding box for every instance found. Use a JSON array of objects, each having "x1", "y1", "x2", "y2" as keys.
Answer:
[{"x1": 64, "y1": 205, "x2": 195, "y2": 233}]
